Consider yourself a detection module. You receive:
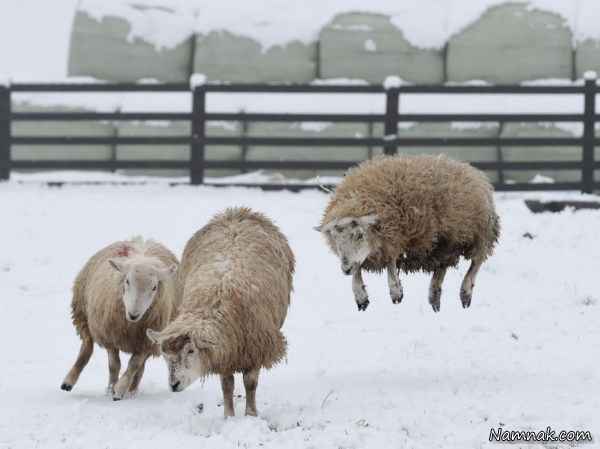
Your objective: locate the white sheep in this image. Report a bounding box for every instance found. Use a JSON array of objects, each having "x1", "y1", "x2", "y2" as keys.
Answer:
[
  {"x1": 147, "y1": 207, "x2": 295, "y2": 417},
  {"x1": 61, "y1": 237, "x2": 178, "y2": 400}
]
